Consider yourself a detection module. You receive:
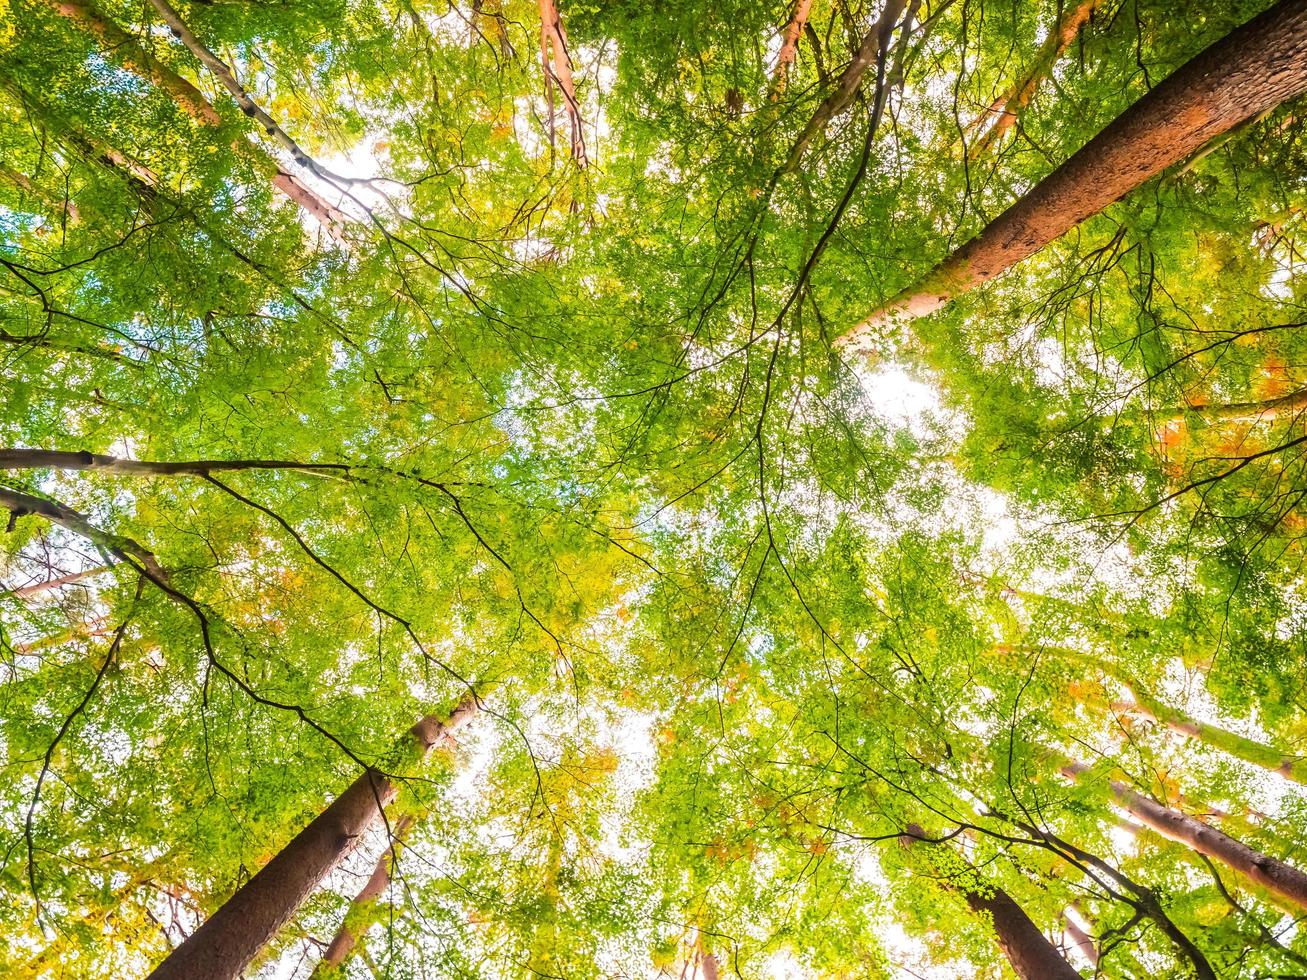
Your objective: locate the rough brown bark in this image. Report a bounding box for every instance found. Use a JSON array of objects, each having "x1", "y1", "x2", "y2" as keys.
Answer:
[
  {"x1": 769, "y1": 0, "x2": 814, "y2": 98},
  {"x1": 310, "y1": 813, "x2": 416, "y2": 976},
  {"x1": 42, "y1": 0, "x2": 221, "y2": 125},
  {"x1": 902, "y1": 825, "x2": 1079, "y2": 979},
  {"x1": 1062, "y1": 761, "x2": 1307, "y2": 912},
  {"x1": 961, "y1": 884, "x2": 1082, "y2": 980},
  {"x1": 966, "y1": 0, "x2": 1101, "y2": 159},
  {"x1": 146, "y1": 695, "x2": 479, "y2": 980},
  {"x1": 843, "y1": 0, "x2": 1307, "y2": 347}
]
